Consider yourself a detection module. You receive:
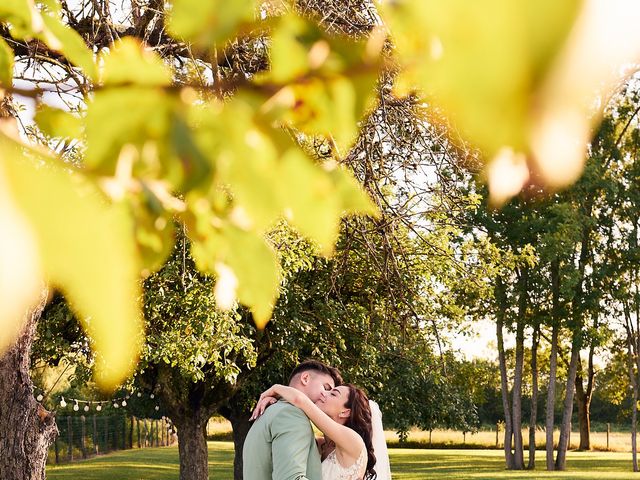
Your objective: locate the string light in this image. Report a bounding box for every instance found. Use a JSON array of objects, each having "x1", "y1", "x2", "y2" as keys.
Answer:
[{"x1": 38, "y1": 389, "x2": 162, "y2": 414}]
